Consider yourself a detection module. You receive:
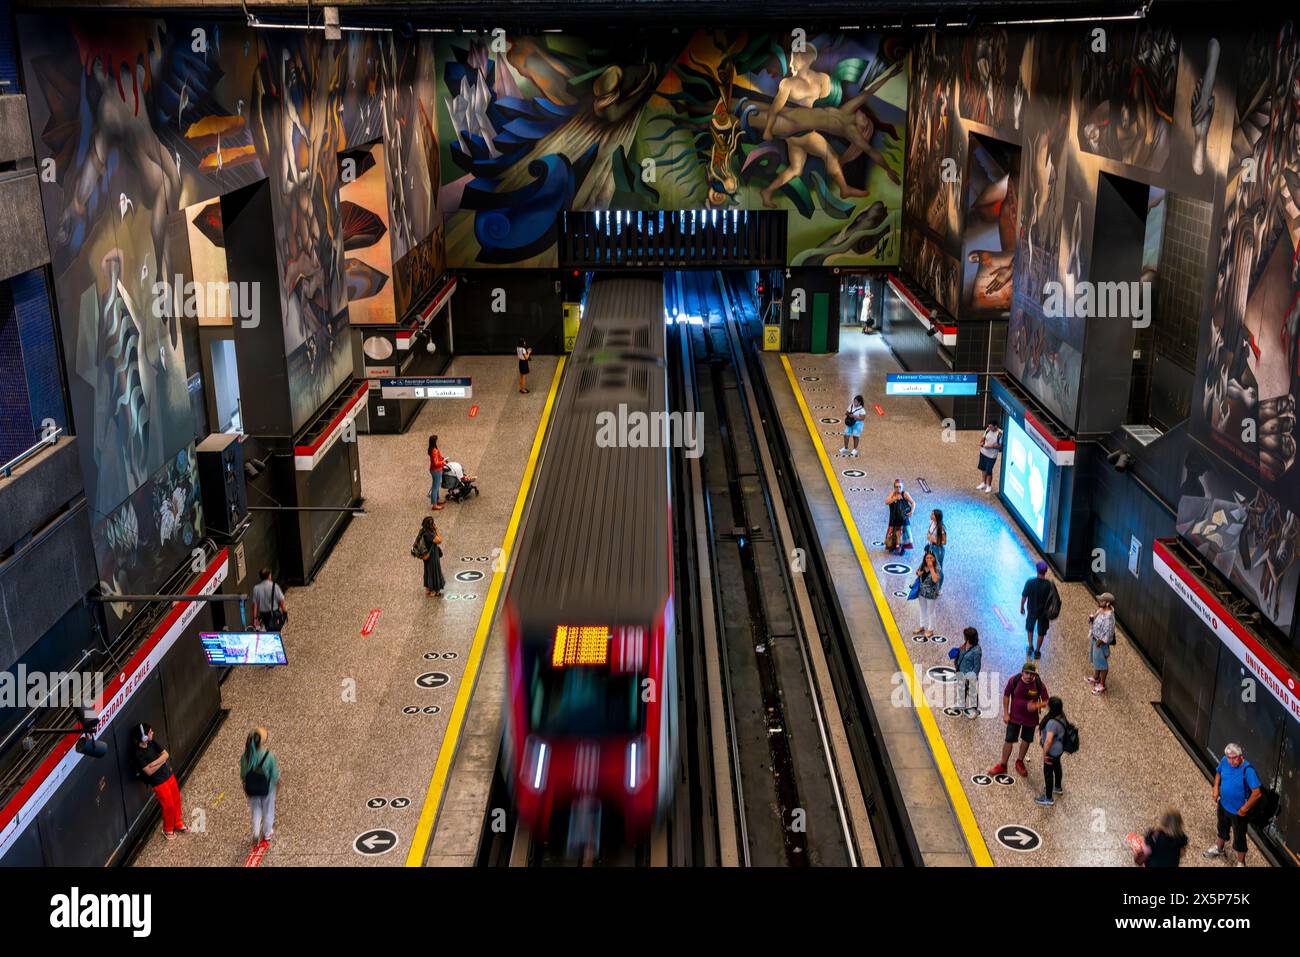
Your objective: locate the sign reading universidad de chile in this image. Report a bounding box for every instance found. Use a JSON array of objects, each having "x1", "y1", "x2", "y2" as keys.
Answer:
[
  {"x1": 380, "y1": 377, "x2": 473, "y2": 399},
  {"x1": 885, "y1": 373, "x2": 979, "y2": 397}
]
